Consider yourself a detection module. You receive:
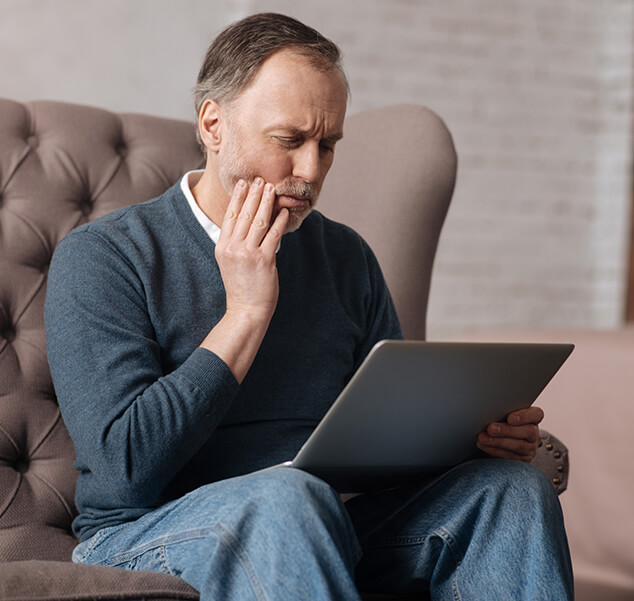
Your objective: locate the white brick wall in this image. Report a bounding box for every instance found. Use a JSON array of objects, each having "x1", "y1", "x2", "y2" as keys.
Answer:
[{"x1": 249, "y1": 0, "x2": 634, "y2": 338}]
